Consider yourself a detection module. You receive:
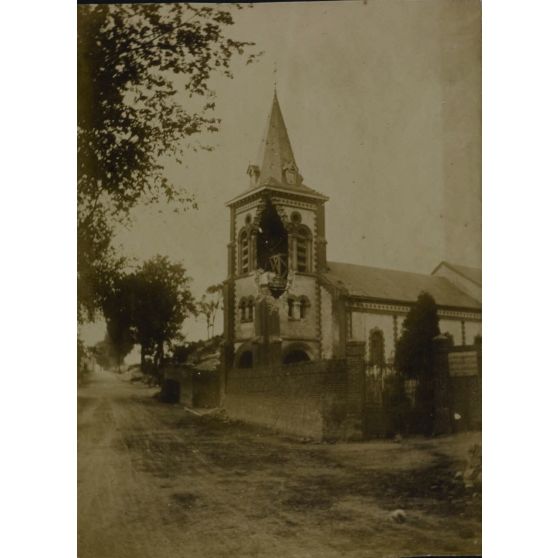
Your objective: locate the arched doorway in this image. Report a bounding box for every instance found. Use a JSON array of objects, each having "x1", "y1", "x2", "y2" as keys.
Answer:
[
  {"x1": 282, "y1": 349, "x2": 311, "y2": 365},
  {"x1": 161, "y1": 379, "x2": 181, "y2": 403},
  {"x1": 237, "y1": 350, "x2": 253, "y2": 369}
]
